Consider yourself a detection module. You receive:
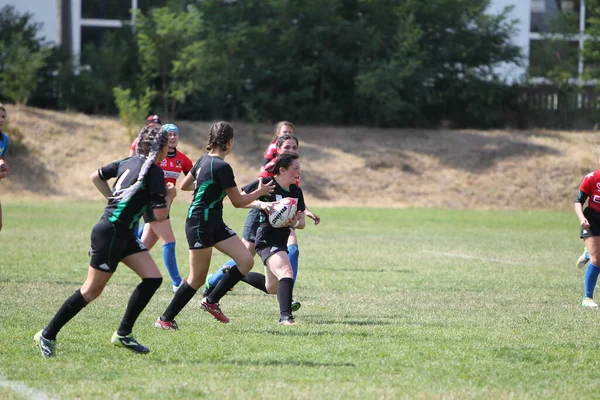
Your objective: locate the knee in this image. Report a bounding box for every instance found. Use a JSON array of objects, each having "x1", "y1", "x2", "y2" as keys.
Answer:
[
  {"x1": 142, "y1": 277, "x2": 163, "y2": 292},
  {"x1": 81, "y1": 287, "x2": 103, "y2": 302},
  {"x1": 288, "y1": 244, "x2": 299, "y2": 257},
  {"x1": 236, "y1": 256, "x2": 254, "y2": 274}
]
